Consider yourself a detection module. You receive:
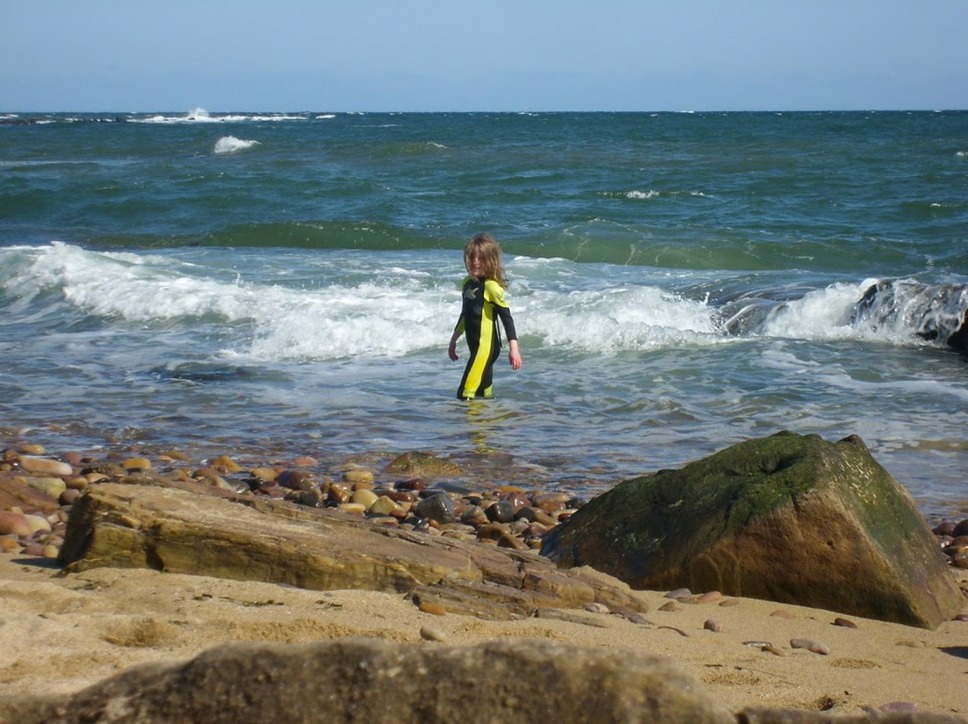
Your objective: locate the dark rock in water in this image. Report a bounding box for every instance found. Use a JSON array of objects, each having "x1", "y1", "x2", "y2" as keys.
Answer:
[
  {"x1": 852, "y1": 279, "x2": 968, "y2": 354},
  {"x1": 385, "y1": 450, "x2": 462, "y2": 477},
  {"x1": 541, "y1": 432, "x2": 964, "y2": 629},
  {"x1": 0, "y1": 639, "x2": 733, "y2": 724}
]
